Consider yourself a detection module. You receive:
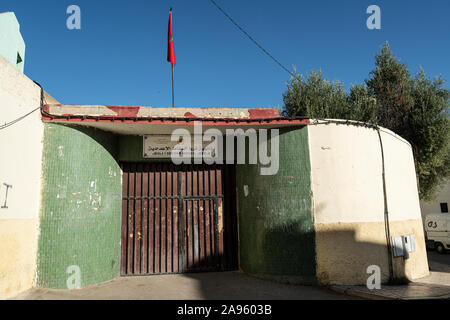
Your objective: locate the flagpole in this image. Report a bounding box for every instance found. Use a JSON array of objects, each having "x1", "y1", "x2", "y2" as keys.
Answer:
[
  {"x1": 171, "y1": 63, "x2": 174, "y2": 108},
  {"x1": 168, "y1": 7, "x2": 175, "y2": 108}
]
